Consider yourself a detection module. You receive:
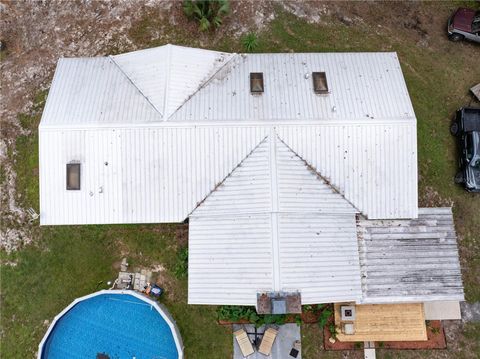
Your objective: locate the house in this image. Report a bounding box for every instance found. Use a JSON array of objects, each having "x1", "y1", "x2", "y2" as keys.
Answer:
[{"x1": 38, "y1": 45, "x2": 464, "y2": 339}]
